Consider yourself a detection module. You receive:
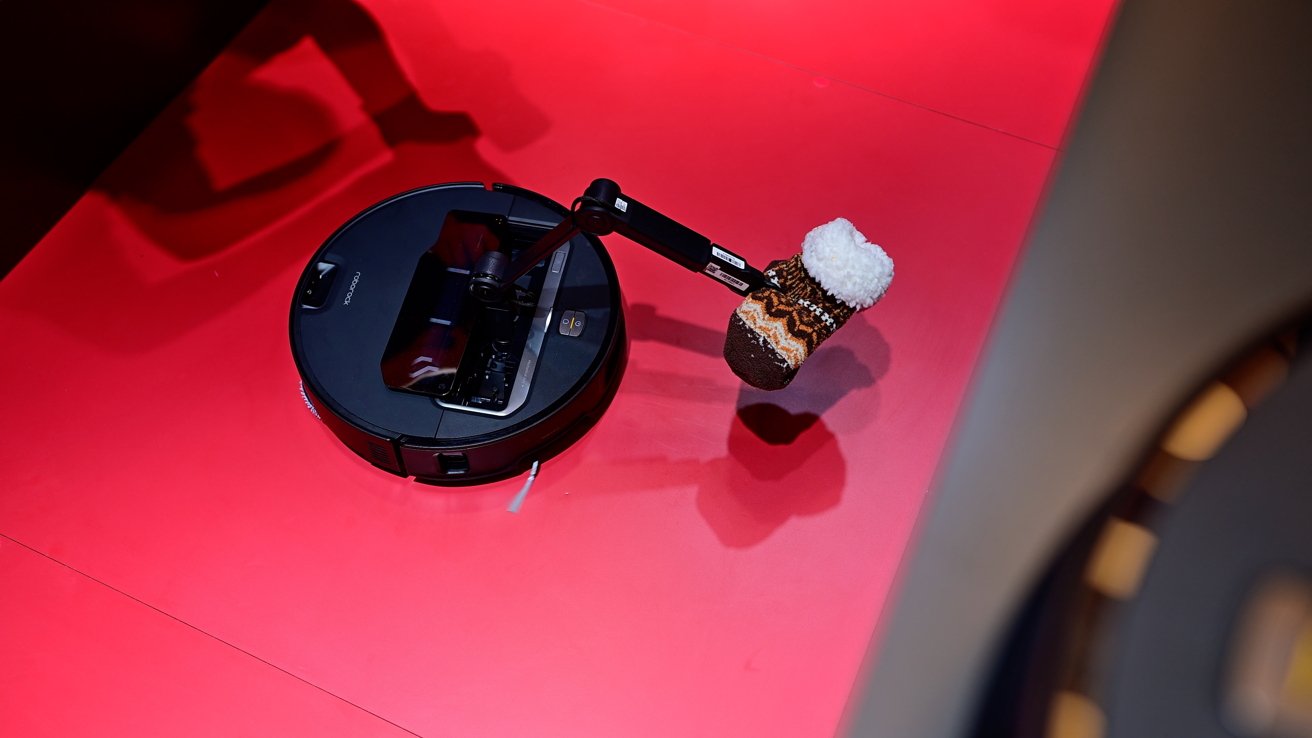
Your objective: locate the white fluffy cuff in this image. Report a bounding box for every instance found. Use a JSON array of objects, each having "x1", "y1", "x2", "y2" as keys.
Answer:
[{"x1": 800, "y1": 217, "x2": 894, "y2": 310}]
